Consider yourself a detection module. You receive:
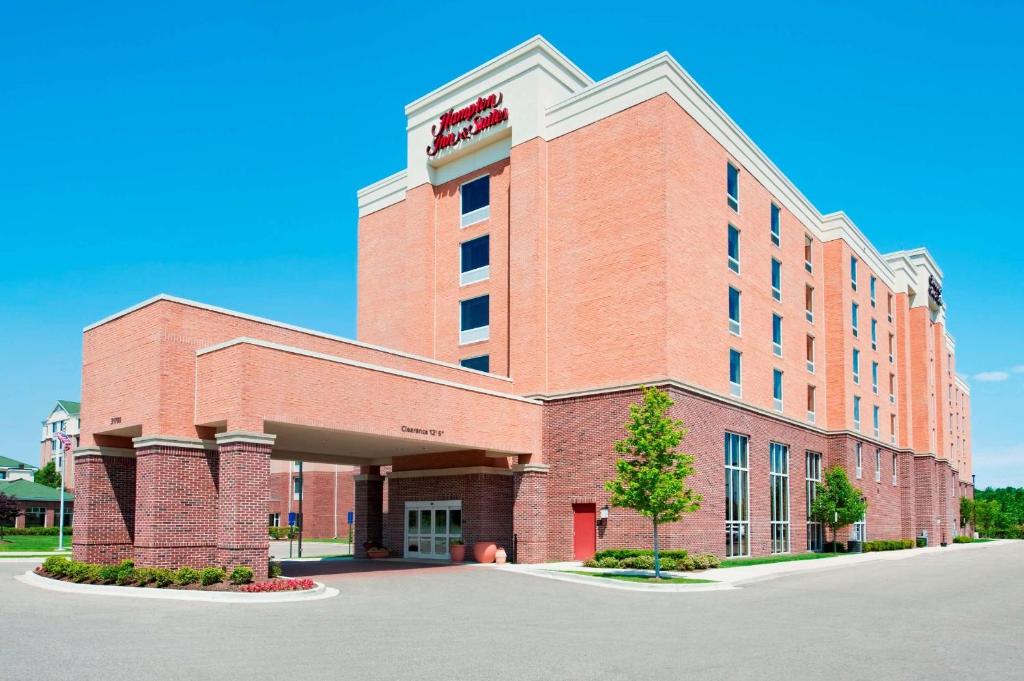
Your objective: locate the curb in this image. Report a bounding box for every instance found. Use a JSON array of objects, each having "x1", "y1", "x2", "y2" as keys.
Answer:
[{"x1": 15, "y1": 570, "x2": 339, "y2": 604}]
